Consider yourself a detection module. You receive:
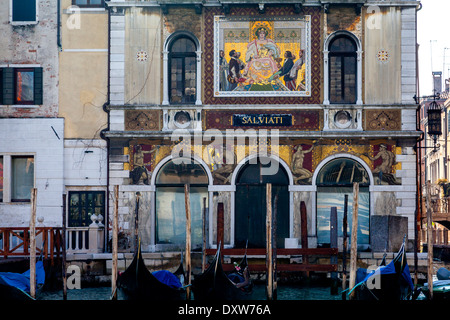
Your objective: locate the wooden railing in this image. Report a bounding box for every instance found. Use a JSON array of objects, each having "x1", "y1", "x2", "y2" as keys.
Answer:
[
  {"x1": 0, "y1": 223, "x2": 105, "y2": 259},
  {"x1": 0, "y1": 227, "x2": 63, "y2": 261},
  {"x1": 421, "y1": 228, "x2": 450, "y2": 245}
]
